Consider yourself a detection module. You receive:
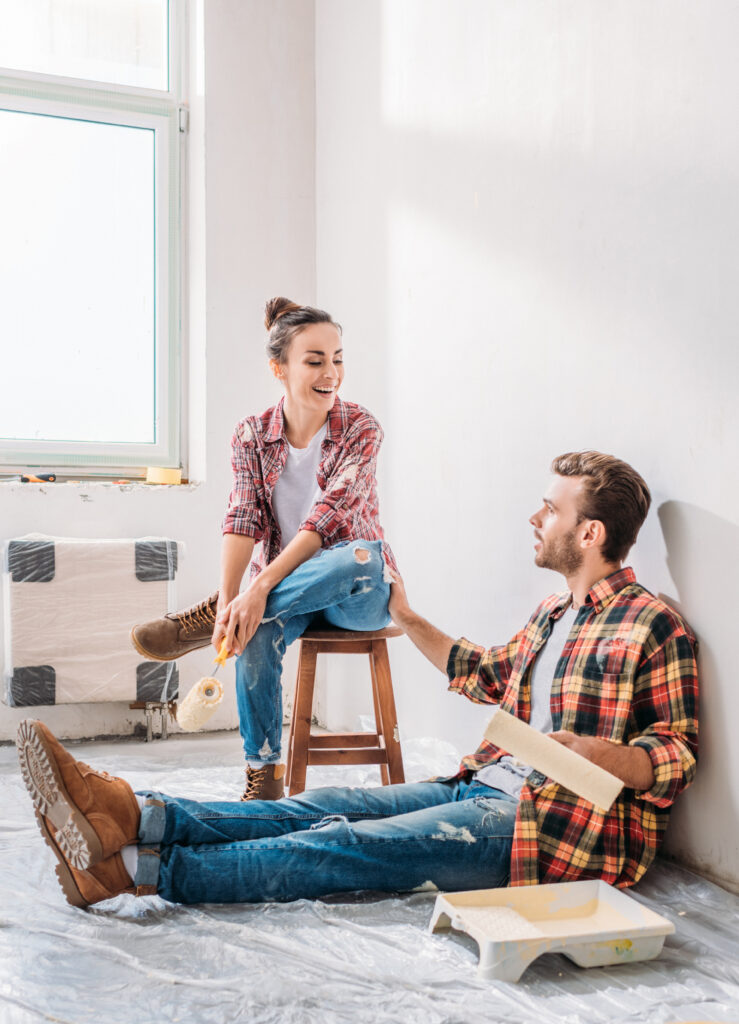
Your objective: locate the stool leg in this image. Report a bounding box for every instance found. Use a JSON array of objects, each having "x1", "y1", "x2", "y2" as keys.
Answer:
[
  {"x1": 288, "y1": 640, "x2": 318, "y2": 796},
  {"x1": 285, "y1": 662, "x2": 299, "y2": 791},
  {"x1": 369, "y1": 654, "x2": 390, "y2": 786},
  {"x1": 371, "y1": 640, "x2": 405, "y2": 785}
]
